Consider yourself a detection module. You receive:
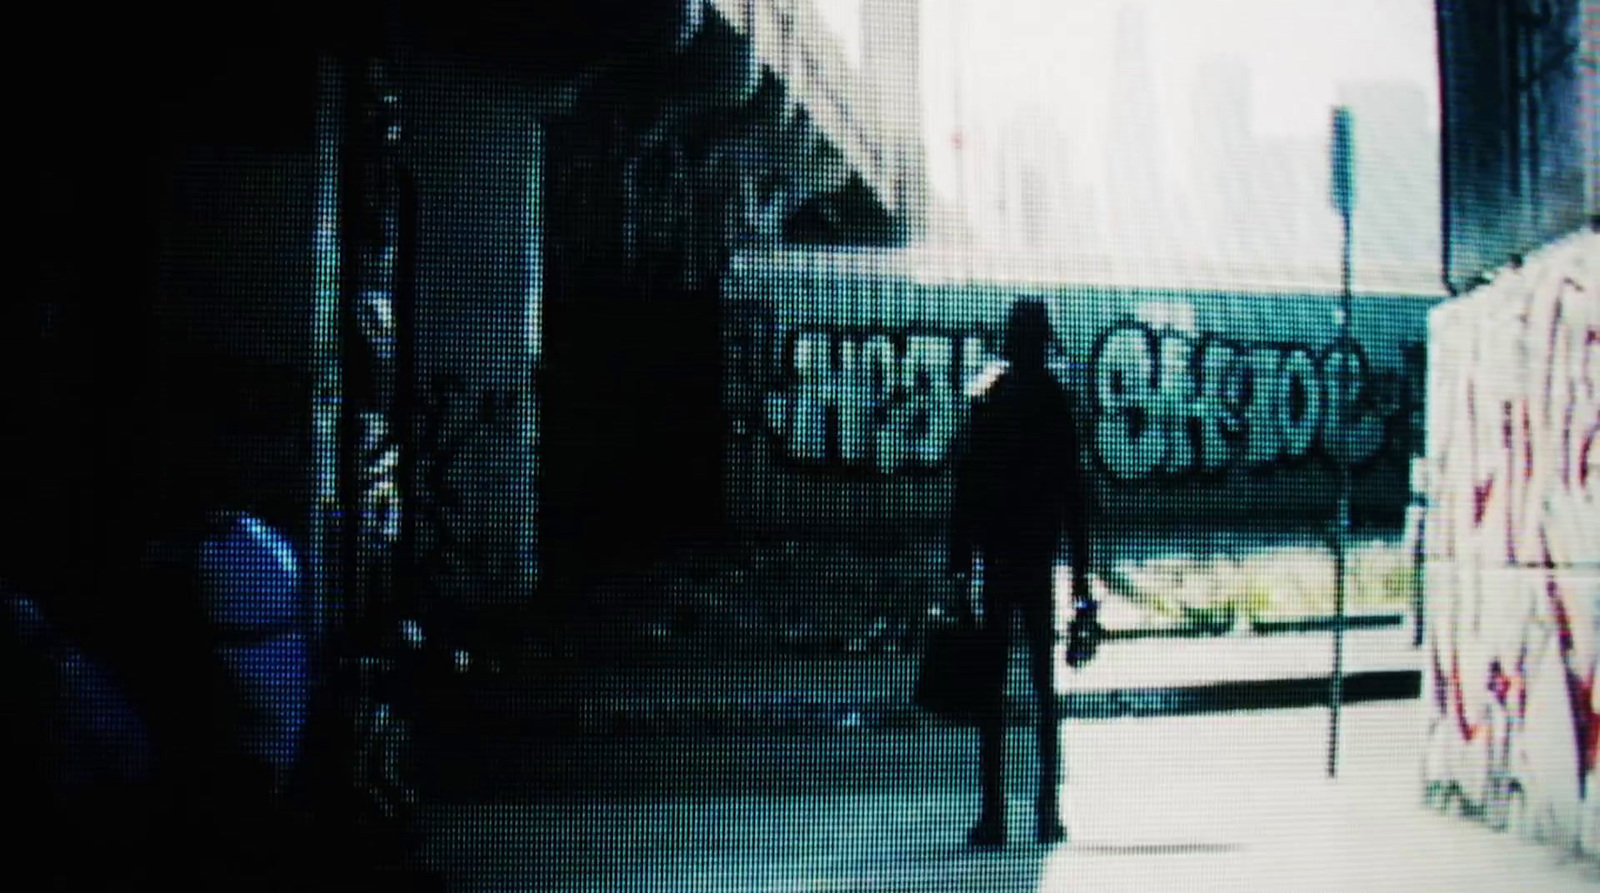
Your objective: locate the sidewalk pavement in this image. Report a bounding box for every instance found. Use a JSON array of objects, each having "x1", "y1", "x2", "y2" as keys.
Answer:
[
  {"x1": 453, "y1": 627, "x2": 1425, "y2": 737},
  {"x1": 416, "y1": 702, "x2": 1599, "y2": 892}
]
